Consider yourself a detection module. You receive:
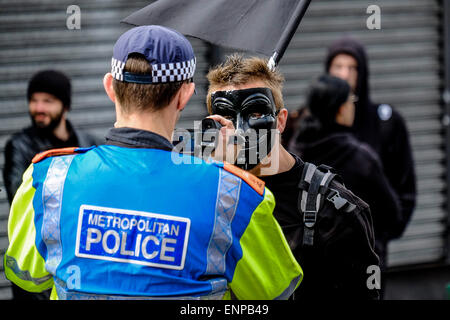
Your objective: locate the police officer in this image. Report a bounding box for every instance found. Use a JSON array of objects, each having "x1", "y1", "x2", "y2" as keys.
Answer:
[{"x1": 4, "y1": 26, "x2": 302, "y2": 300}]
